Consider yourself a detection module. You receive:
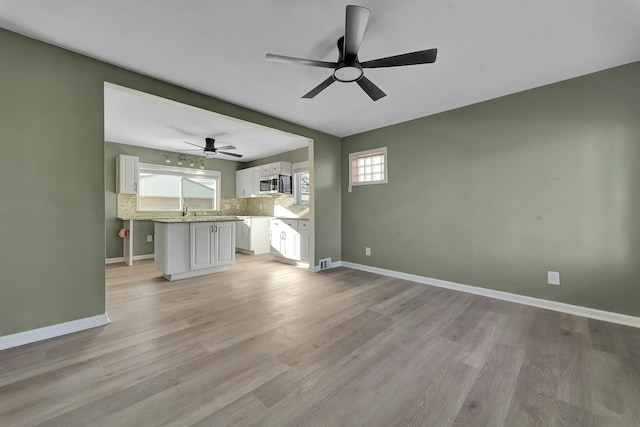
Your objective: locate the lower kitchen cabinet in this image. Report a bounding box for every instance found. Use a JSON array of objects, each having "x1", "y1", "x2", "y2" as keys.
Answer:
[
  {"x1": 270, "y1": 218, "x2": 310, "y2": 264},
  {"x1": 299, "y1": 220, "x2": 310, "y2": 263},
  {"x1": 155, "y1": 220, "x2": 236, "y2": 281},
  {"x1": 214, "y1": 221, "x2": 236, "y2": 265},
  {"x1": 236, "y1": 216, "x2": 270, "y2": 255}
]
